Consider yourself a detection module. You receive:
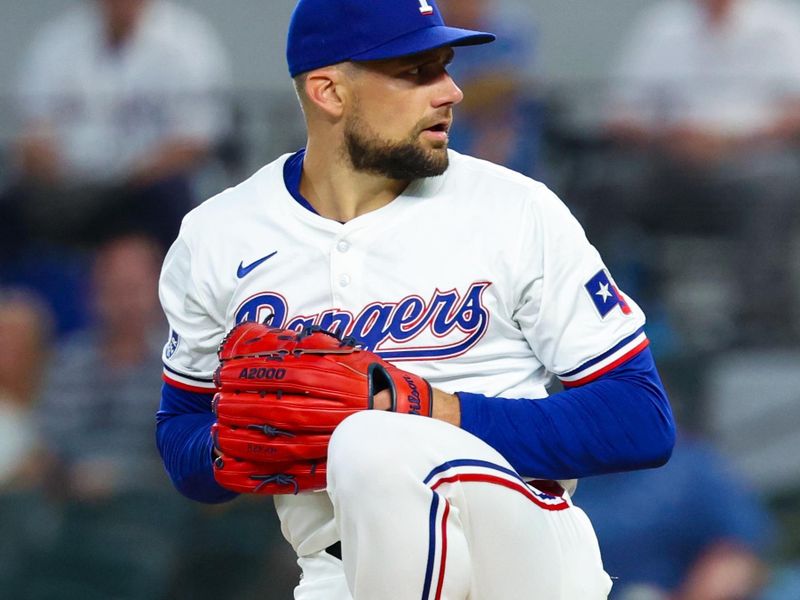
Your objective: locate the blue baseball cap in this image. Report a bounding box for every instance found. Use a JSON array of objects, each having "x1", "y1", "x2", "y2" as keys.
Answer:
[{"x1": 286, "y1": 0, "x2": 496, "y2": 77}]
